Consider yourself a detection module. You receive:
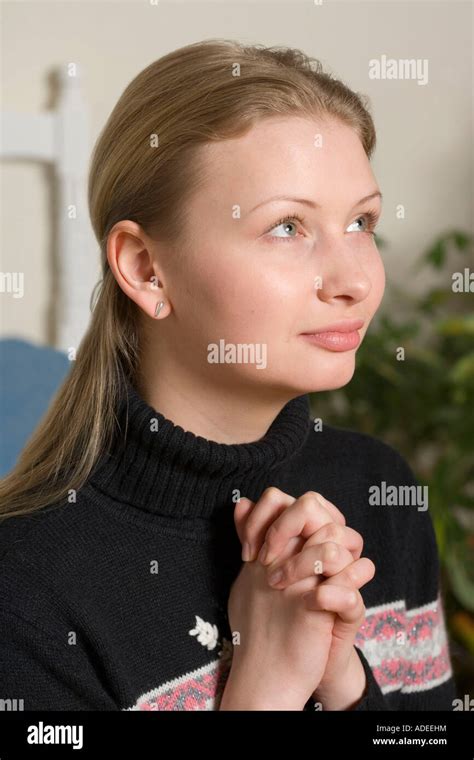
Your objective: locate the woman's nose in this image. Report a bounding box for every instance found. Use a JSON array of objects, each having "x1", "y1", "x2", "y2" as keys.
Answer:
[{"x1": 315, "y1": 251, "x2": 372, "y2": 305}]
